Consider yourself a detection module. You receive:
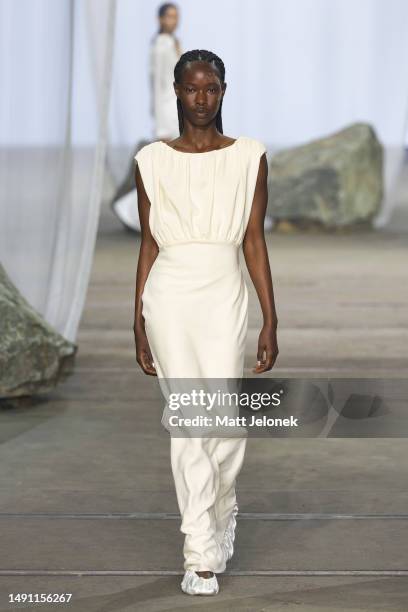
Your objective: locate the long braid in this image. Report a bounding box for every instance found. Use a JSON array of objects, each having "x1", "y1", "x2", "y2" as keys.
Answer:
[{"x1": 174, "y1": 50, "x2": 226, "y2": 135}]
